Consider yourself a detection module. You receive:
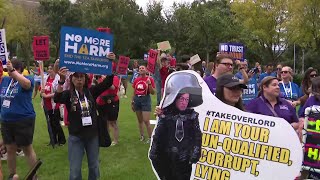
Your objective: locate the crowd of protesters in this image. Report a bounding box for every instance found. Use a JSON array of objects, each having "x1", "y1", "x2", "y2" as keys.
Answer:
[{"x1": 0, "y1": 49, "x2": 318, "y2": 179}]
